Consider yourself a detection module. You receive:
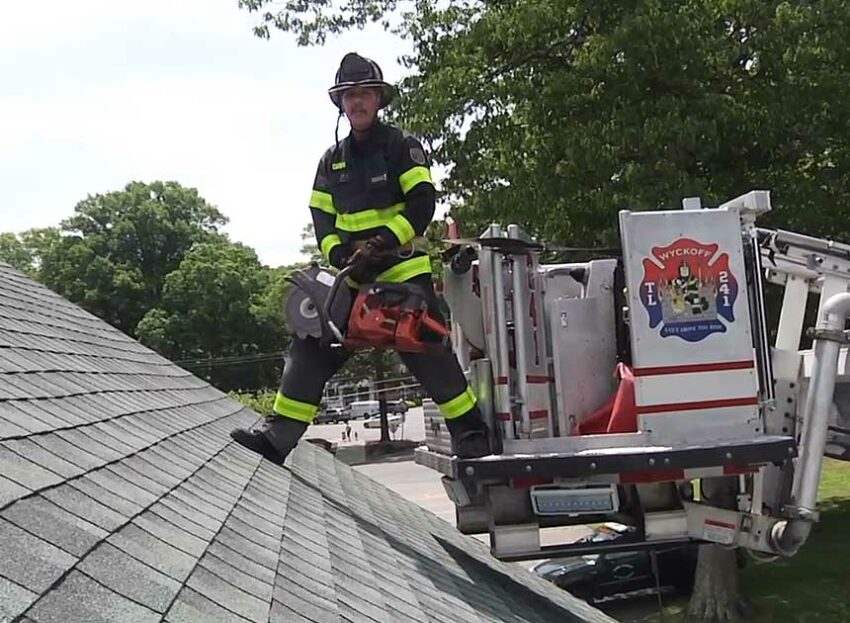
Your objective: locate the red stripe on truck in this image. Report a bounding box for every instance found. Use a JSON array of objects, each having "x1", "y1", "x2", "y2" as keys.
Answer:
[
  {"x1": 636, "y1": 396, "x2": 758, "y2": 415},
  {"x1": 723, "y1": 465, "x2": 760, "y2": 476},
  {"x1": 633, "y1": 360, "x2": 754, "y2": 377}
]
